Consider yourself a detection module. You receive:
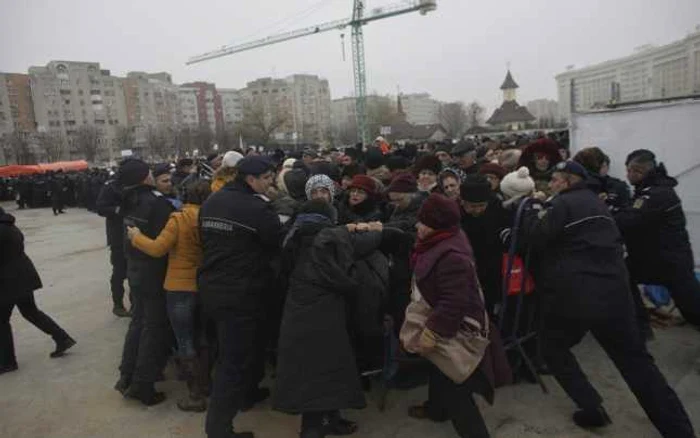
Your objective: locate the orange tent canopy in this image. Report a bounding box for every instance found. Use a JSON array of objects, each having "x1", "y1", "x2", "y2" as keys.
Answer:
[{"x1": 0, "y1": 160, "x2": 89, "y2": 177}]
